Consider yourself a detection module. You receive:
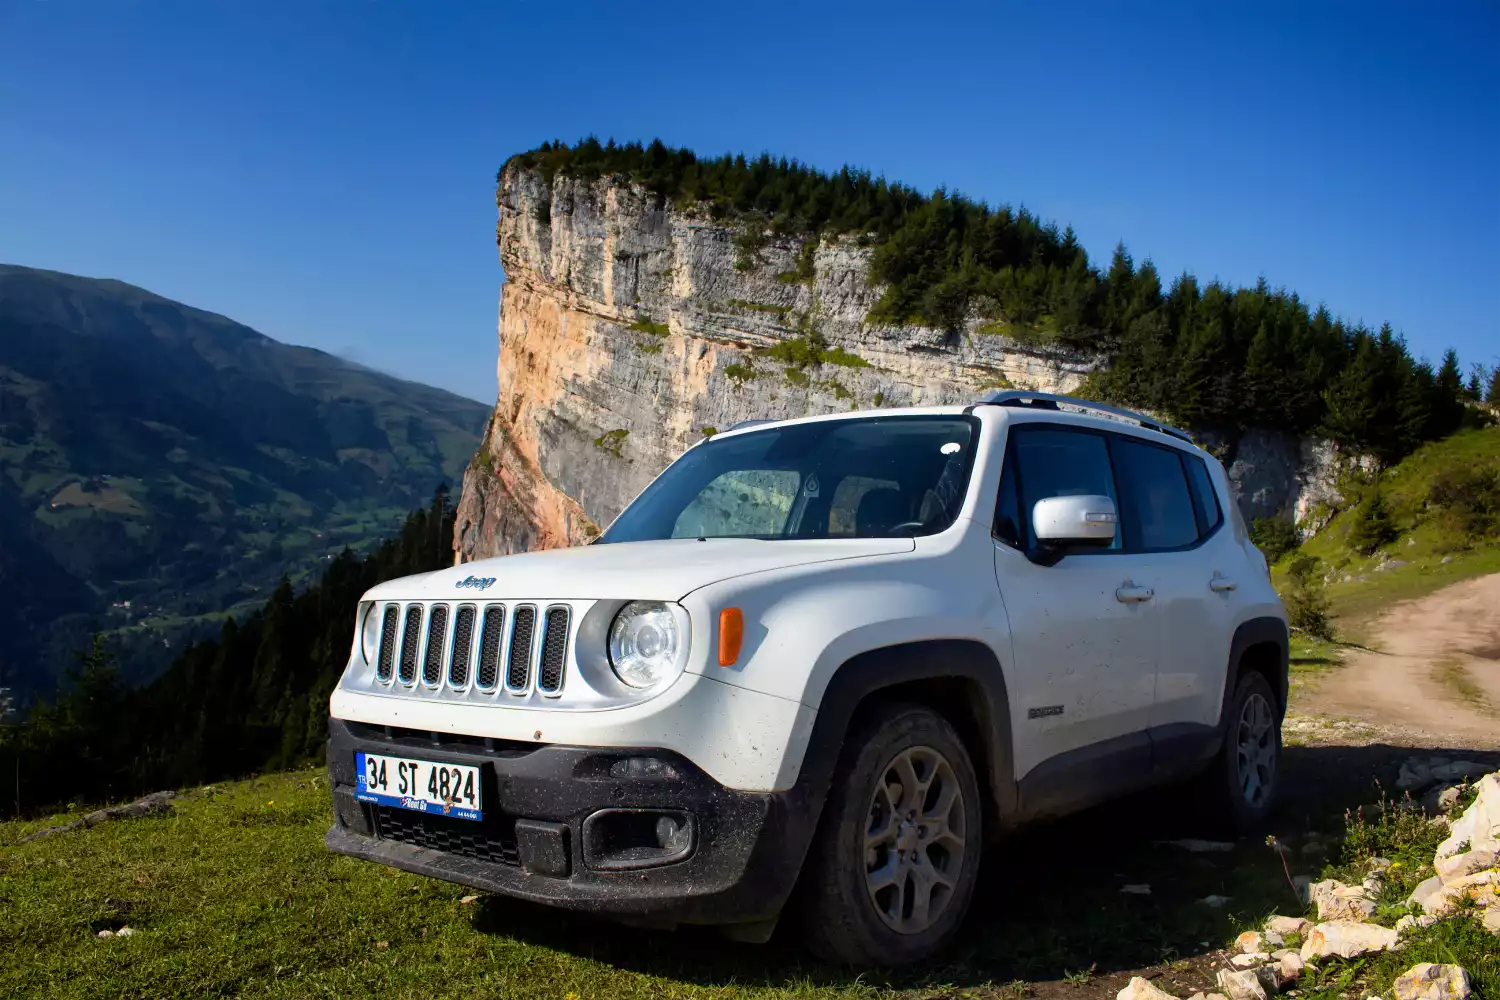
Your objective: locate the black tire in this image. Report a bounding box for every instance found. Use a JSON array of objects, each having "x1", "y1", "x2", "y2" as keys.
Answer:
[
  {"x1": 798, "y1": 703, "x2": 983, "y2": 967},
  {"x1": 1201, "y1": 670, "x2": 1282, "y2": 834}
]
